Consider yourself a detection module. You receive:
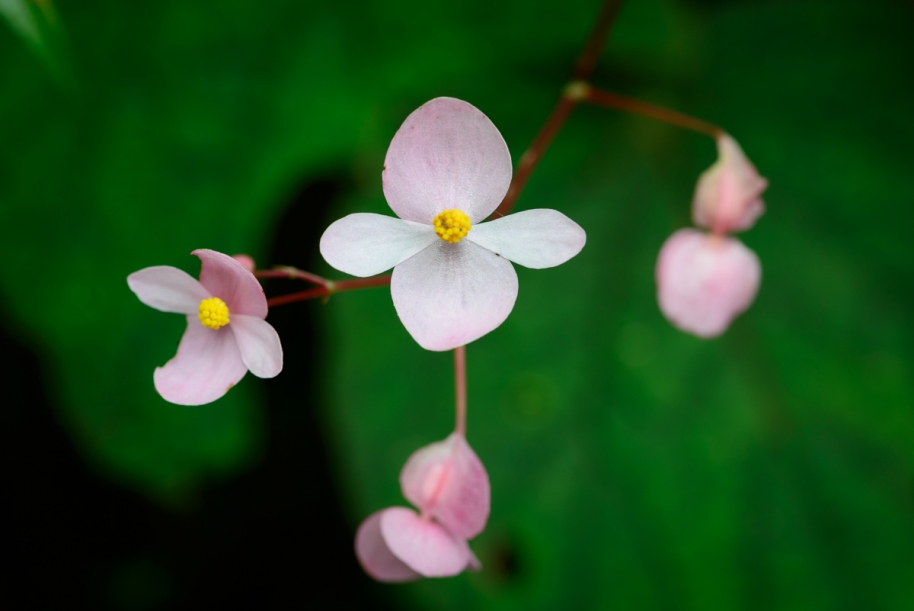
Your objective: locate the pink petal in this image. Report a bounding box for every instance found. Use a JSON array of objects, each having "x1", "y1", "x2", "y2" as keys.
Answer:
[
  {"x1": 354, "y1": 510, "x2": 420, "y2": 583},
  {"x1": 466, "y1": 209, "x2": 586, "y2": 269},
  {"x1": 656, "y1": 229, "x2": 761, "y2": 338},
  {"x1": 194, "y1": 249, "x2": 268, "y2": 319},
  {"x1": 379, "y1": 507, "x2": 473, "y2": 578},
  {"x1": 692, "y1": 134, "x2": 768, "y2": 234},
  {"x1": 153, "y1": 316, "x2": 248, "y2": 405},
  {"x1": 400, "y1": 433, "x2": 490, "y2": 540},
  {"x1": 127, "y1": 266, "x2": 211, "y2": 314},
  {"x1": 391, "y1": 240, "x2": 518, "y2": 351},
  {"x1": 229, "y1": 314, "x2": 283, "y2": 379},
  {"x1": 319, "y1": 213, "x2": 437, "y2": 277},
  {"x1": 383, "y1": 97, "x2": 512, "y2": 224}
]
